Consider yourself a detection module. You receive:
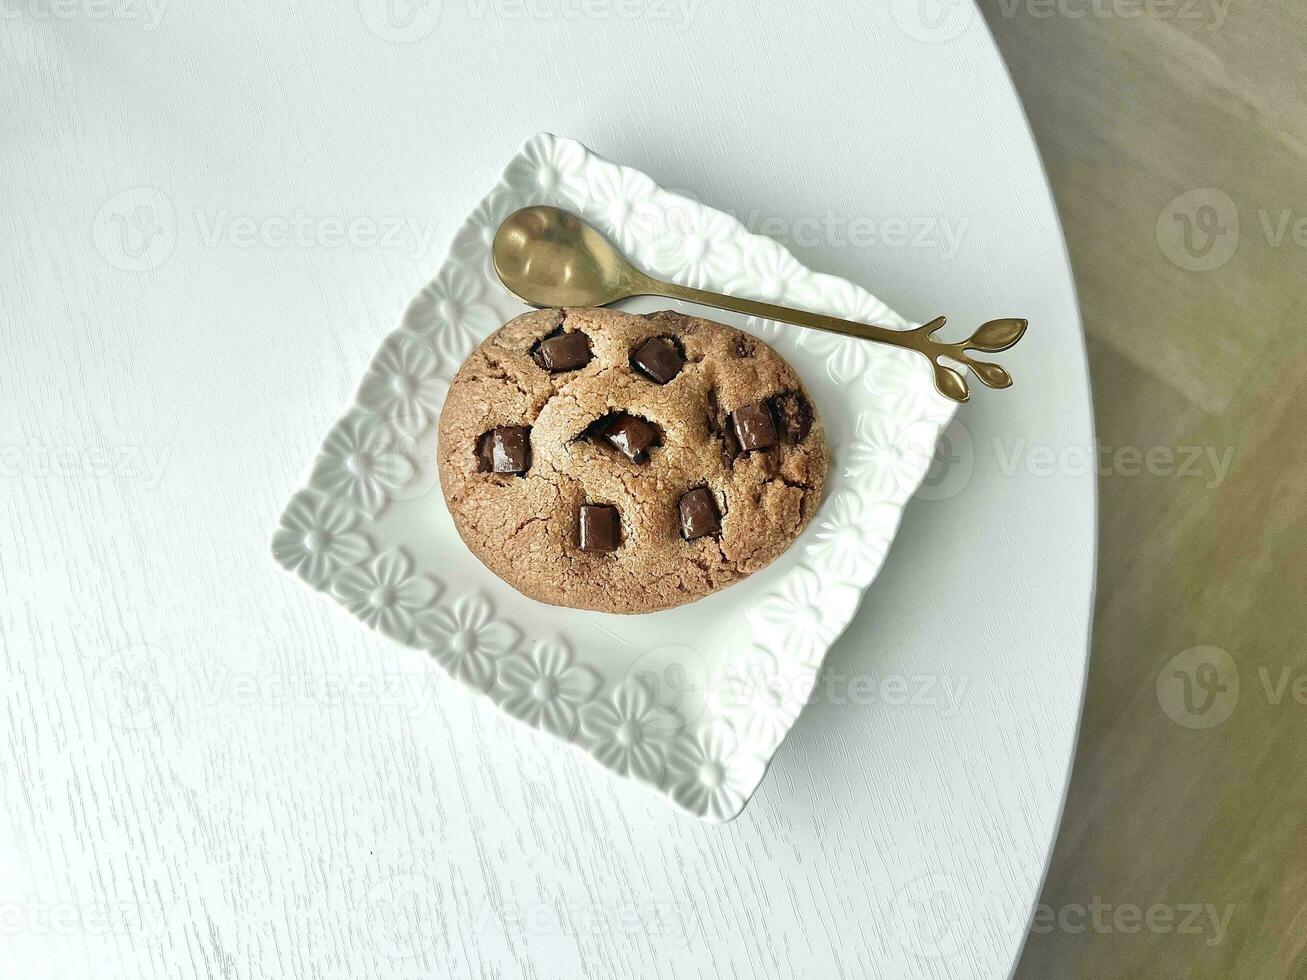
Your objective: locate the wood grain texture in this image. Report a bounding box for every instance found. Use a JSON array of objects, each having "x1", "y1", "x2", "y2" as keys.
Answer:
[
  {"x1": 980, "y1": 2, "x2": 1307, "y2": 976},
  {"x1": 0, "y1": 5, "x2": 1095, "y2": 979}
]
